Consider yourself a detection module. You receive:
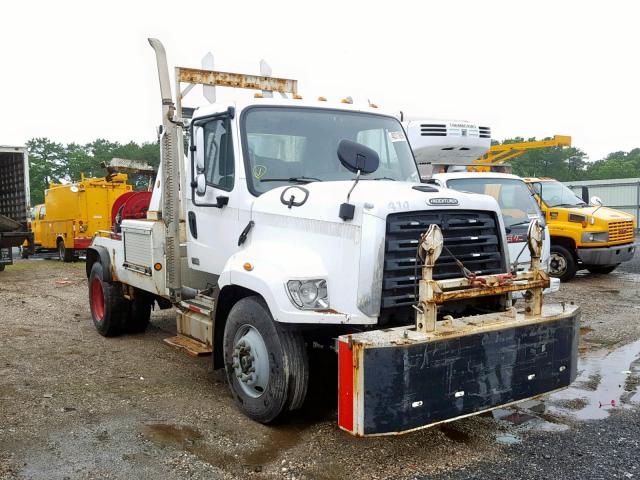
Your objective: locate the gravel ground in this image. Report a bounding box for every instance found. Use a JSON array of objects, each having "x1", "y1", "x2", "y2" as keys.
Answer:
[{"x1": 1, "y1": 253, "x2": 639, "y2": 480}]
